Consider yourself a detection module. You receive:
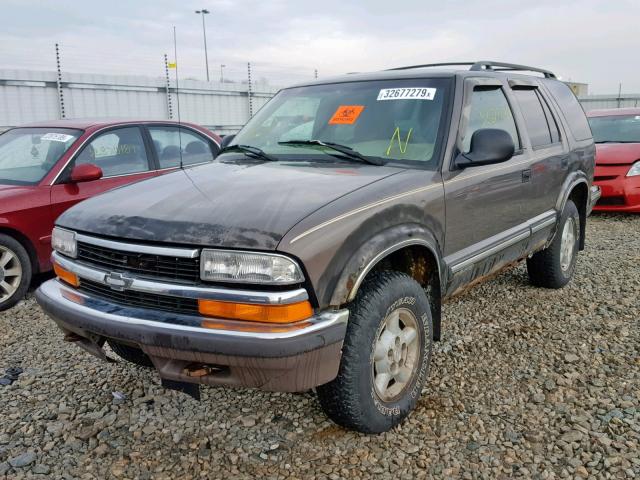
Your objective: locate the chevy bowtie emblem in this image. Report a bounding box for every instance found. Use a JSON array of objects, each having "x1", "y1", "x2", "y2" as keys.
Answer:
[{"x1": 104, "y1": 272, "x2": 133, "y2": 292}]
